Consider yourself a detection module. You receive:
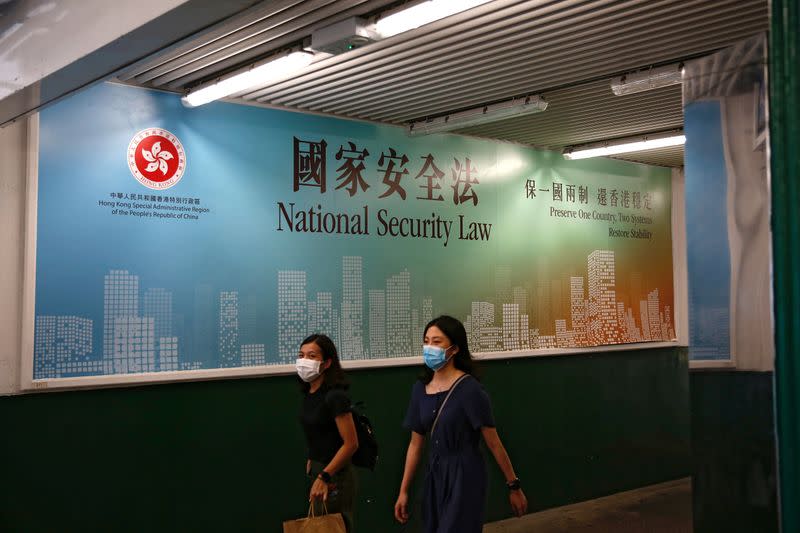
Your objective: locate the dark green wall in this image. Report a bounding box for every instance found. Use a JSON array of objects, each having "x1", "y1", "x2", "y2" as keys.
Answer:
[
  {"x1": 690, "y1": 371, "x2": 778, "y2": 533},
  {"x1": 0, "y1": 346, "x2": 689, "y2": 532},
  {"x1": 770, "y1": 0, "x2": 800, "y2": 528}
]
